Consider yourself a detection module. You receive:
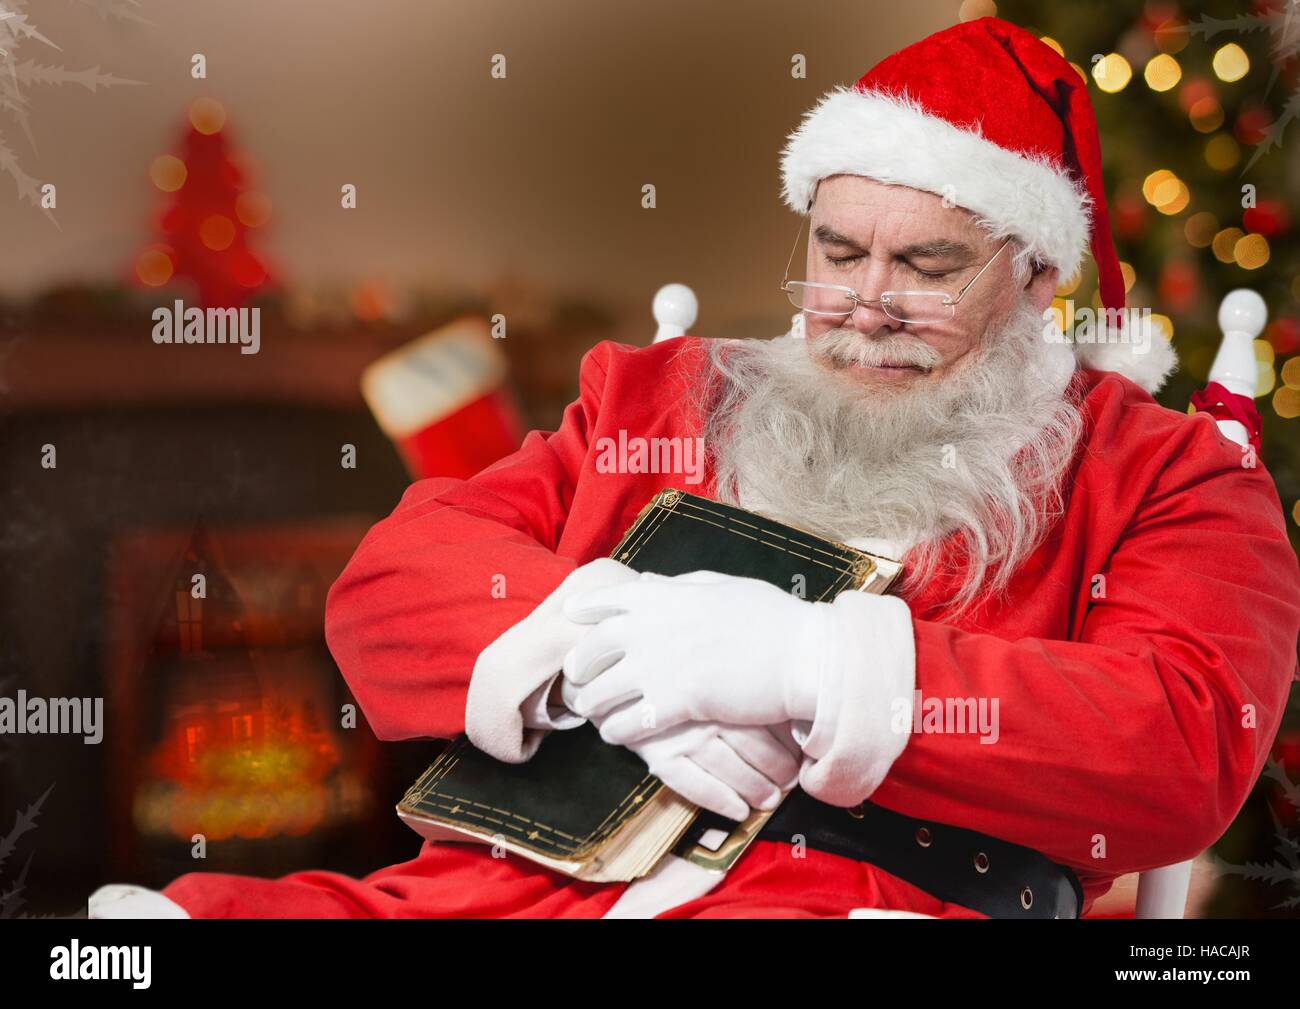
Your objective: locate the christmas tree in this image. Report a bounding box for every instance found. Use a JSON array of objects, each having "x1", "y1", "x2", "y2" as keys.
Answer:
[{"x1": 133, "y1": 97, "x2": 274, "y2": 309}]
